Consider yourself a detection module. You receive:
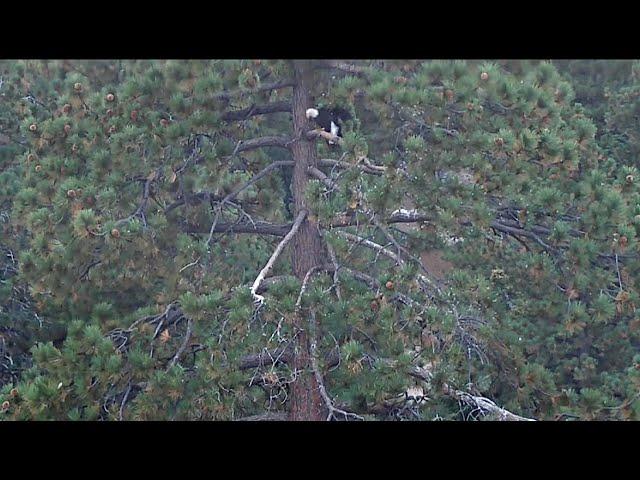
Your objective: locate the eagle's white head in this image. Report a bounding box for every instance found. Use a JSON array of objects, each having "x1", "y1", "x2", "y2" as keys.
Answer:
[{"x1": 306, "y1": 108, "x2": 319, "y2": 119}]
